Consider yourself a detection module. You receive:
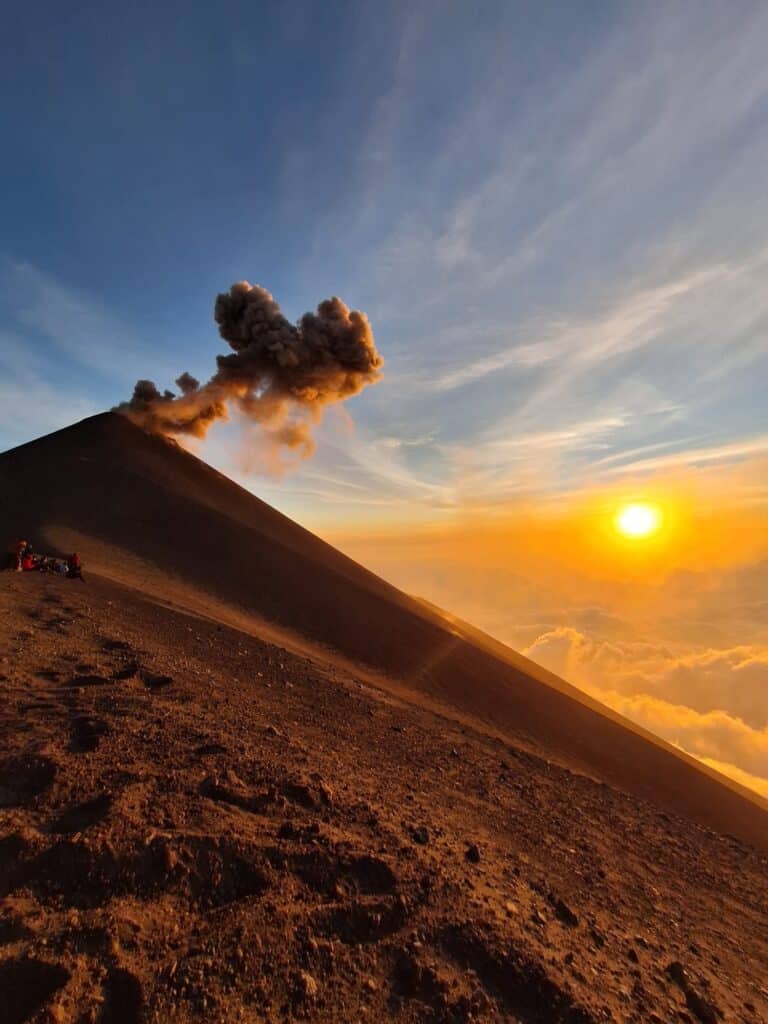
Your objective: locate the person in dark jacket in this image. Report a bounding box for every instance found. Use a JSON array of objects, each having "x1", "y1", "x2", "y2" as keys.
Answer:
[
  {"x1": 6, "y1": 539, "x2": 27, "y2": 571},
  {"x1": 66, "y1": 553, "x2": 84, "y2": 581}
]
